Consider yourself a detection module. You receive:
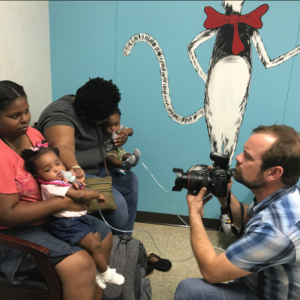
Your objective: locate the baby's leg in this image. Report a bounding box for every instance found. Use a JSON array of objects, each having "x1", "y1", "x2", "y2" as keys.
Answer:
[
  {"x1": 122, "y1": 149, "x2": 140, "y2": 168},
  {"x1": 107, "y1": 153, "x2": 136, "y2": 170},
  {"x1": 132, "y1": 149, "x2": 140, "y2": 167},
  {"x1": 122, "y1": 153, "x2": 132, "y2": 160},
  {"x1": 106, "y1": 154, "x2": 123, "y2": 168},
  {"x1": 77, "y1": 232, "x2": 124, "y2": 289},
  {"x1": 77, "y1": 232, "x2": 108, "y2": 273}
]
